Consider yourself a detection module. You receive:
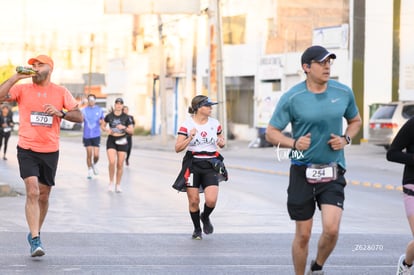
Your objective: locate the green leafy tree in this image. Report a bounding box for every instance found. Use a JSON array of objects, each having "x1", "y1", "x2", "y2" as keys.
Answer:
[
  {"x1": 0, "y1": 62, "x2": 15, "y2": 84},
  {"x1": 0, "y1": 62, "x2": 17, "y2": 107}
]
